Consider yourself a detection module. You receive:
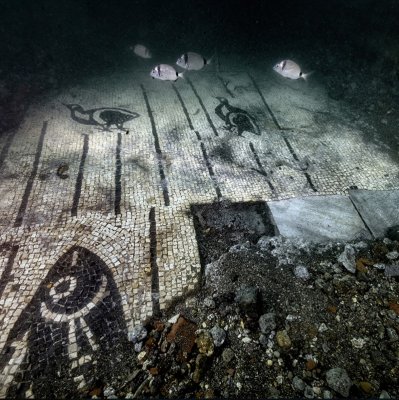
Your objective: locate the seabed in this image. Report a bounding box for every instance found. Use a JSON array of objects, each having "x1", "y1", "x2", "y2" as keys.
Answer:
[{"x1": 1, "y1": 59, "x2": 399, "y2": 396}]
